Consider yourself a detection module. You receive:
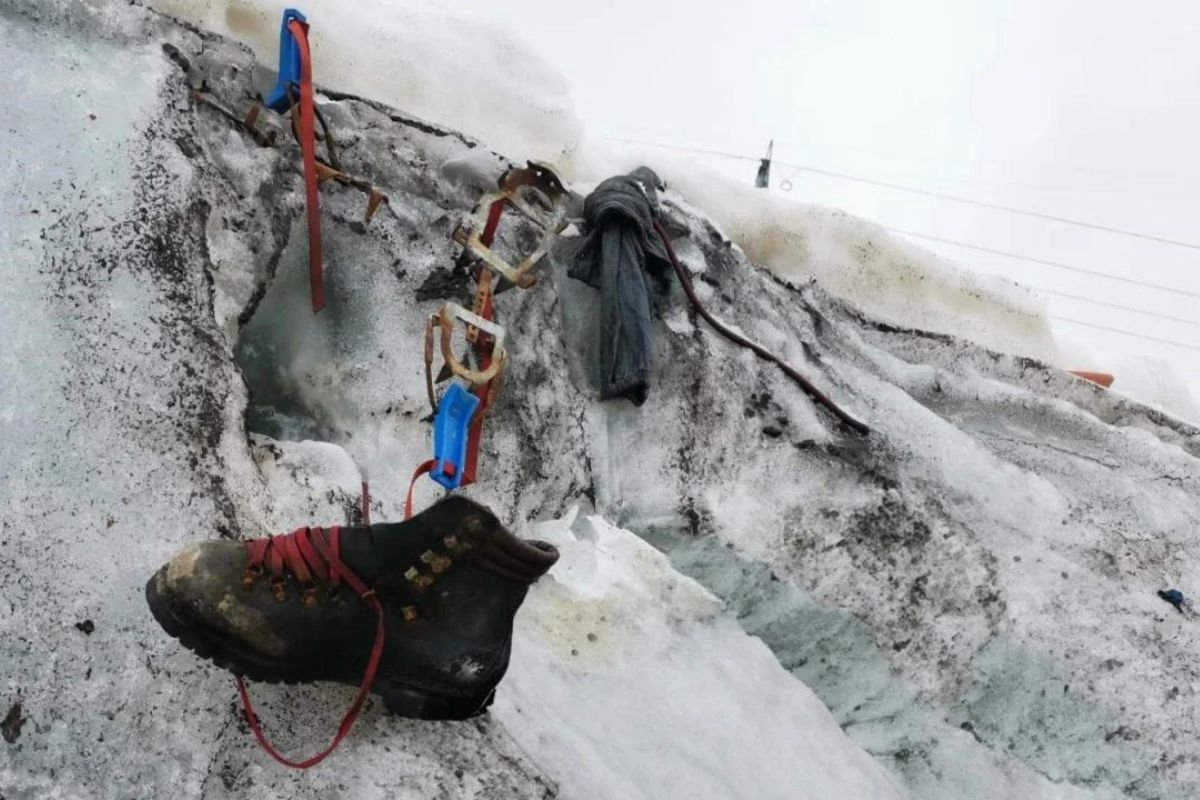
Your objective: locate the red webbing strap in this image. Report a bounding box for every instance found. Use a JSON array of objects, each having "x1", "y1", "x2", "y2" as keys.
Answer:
[
  {"x1": 235, "y1": 527, "x2": 385, "y2": 769},
  {"x1": 288, "y1": 18, "x2": 324, "y2": 313},
  {"x1": 480, "y1": 198, "x2": 505, "y2": 243},
  {"x1": 360, "y1": 481, "x2": 371, "y2": 525},
  {"x1": 461, "y1": 199, "x2": 507, "y2": 486},
  {"x1": 461, "y1": 327, "x2": 493, "y2": 485},
  {"x1": 405, "y1": 459, "x2": 436, "y2": 520}
]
